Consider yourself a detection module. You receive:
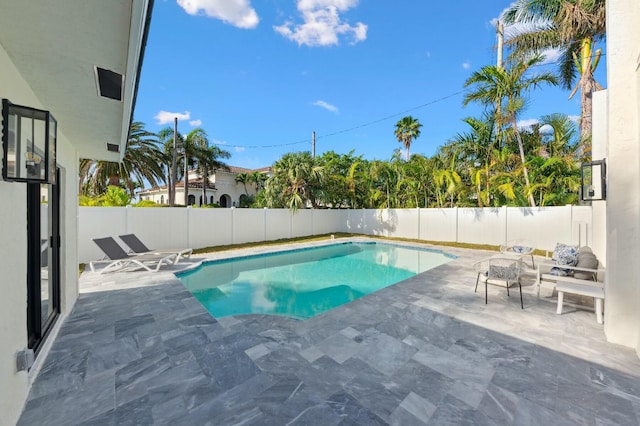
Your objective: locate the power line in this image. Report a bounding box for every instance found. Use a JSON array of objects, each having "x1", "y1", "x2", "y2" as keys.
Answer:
[
  {"x1": 221, "y1": 90, "x2": 468, "y2": 149},
  {"x1": 218, "y1": 54, "x2": 604, "y2": 150}
]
